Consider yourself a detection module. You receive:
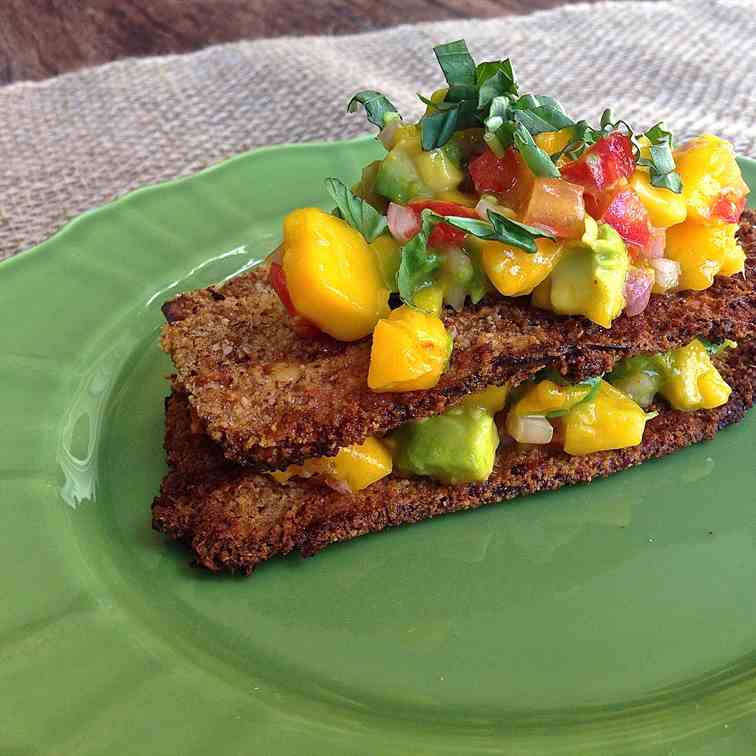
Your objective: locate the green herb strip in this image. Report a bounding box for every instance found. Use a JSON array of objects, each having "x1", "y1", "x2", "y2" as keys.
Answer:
[
  {"x1": 433, "y1": 39, "x2": 477, "y2": 87},
  {"x1": 347, "y1": 90, "x2": 400, "y2": 129},
  {"x1": 324, "y1": 178, "x2": 388, "y2": 243},
  {"x1": 397, "y1": 211, "x2": 442, "y2": 308}
]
